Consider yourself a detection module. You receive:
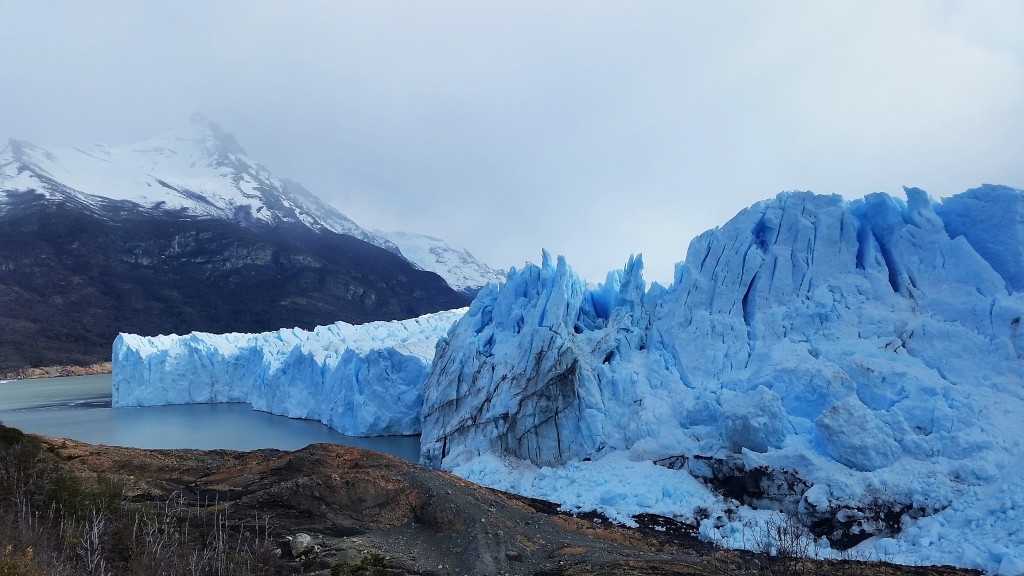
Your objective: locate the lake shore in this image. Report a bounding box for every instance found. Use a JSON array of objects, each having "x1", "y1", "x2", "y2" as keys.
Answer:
[{"x1": 0, "y1": 361, "x2": 111, "y2": 380}]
